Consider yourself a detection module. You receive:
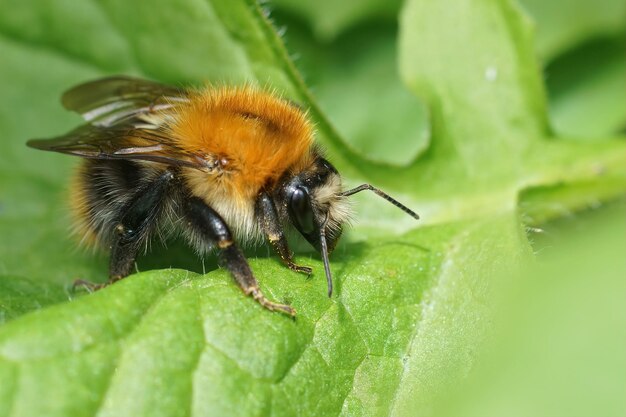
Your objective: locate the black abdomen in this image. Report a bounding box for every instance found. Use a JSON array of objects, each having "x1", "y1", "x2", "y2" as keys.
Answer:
[{"x1": 71, "y1": 159, "x2": 172, "y2": 248}]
